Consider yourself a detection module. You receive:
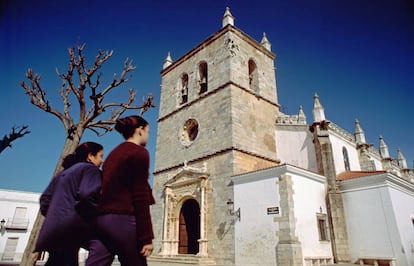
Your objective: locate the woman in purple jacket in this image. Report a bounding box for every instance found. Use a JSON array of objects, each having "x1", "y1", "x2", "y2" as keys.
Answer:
[{"x1": 35, "y1": 141, "x2": 104, "y2": 266}]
